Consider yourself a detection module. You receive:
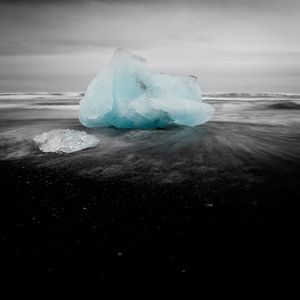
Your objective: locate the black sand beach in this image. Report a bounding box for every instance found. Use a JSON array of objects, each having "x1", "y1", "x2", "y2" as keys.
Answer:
[{"x1": 0, "y1": 94, "x2": 300, "y2": 293}]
